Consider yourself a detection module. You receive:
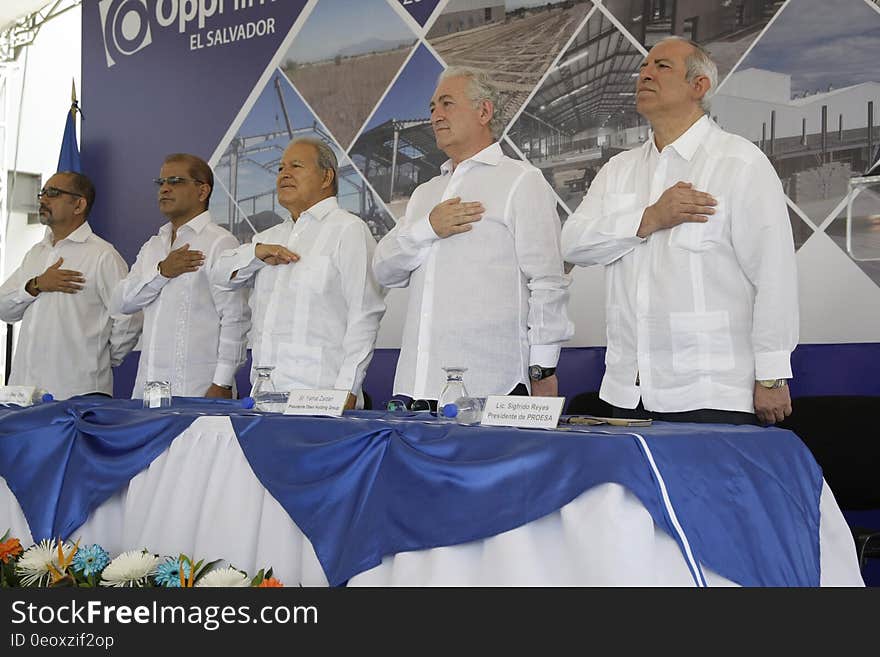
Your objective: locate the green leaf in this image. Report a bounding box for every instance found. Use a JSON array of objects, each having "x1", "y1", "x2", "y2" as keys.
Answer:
[
  {"x1": 192, "y1": 559, "x2": 223, "y2": 584},
  {"x1": 0, "y1": 529, "x2": 10, "y2": 543}
]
